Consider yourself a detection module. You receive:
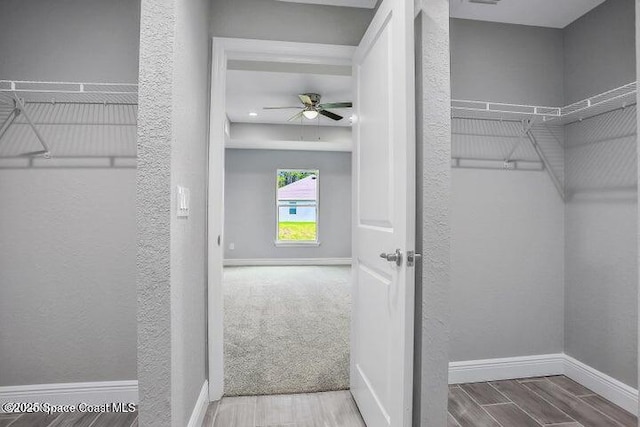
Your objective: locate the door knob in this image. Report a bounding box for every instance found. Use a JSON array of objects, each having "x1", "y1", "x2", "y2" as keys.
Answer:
[{"x1": 380, "y1": 249, "x2": 403, "y2": 266}]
